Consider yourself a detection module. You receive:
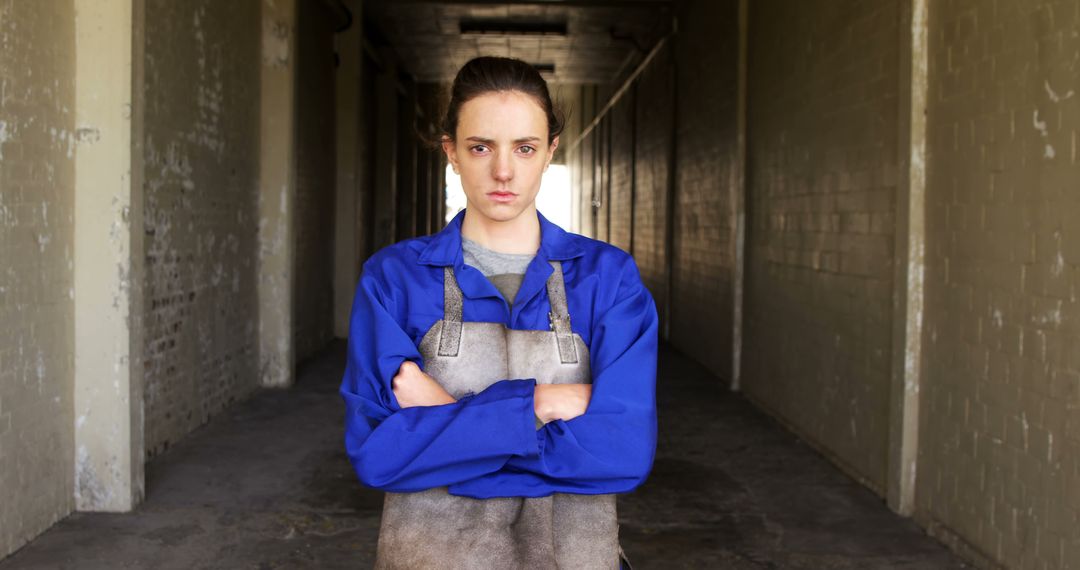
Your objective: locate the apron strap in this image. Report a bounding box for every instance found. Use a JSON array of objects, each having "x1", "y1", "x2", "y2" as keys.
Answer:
[
  {"x1": 438, "y1": 262, "x2": 578, "y2": 363},
  {"x1": 546, "y1": 261, "x2": 579, "y2": 364}
]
